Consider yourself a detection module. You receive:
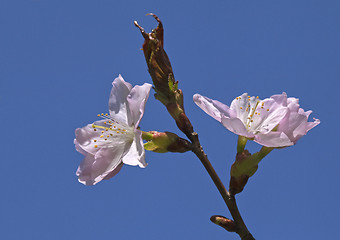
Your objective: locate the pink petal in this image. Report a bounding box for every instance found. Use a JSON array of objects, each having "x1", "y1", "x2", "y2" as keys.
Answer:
[
  {"x1": 108, "y1": 75, "x2": 133, "y2": 125},
  {"x1": 193, "y1": 94, "x2": 235, "y2": 121},
  {"x1": 221, "y1": 117, "x2": 254, "y2": 138},
  {"x1": 103, "y1": 162, "x2": 124, "y2": 180},
  {"x1": 76, "y1": 145, "x2": 127, "y2": 186},
  {"x1": 127, "y1": 83, "x2": 152, "y2": 127},
  {"x1": 254, "y1": 132, "x2": 294, "y2": 147},
  {"x1": 269, "y1": 92, "x2": 288, "y2": 106}
]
